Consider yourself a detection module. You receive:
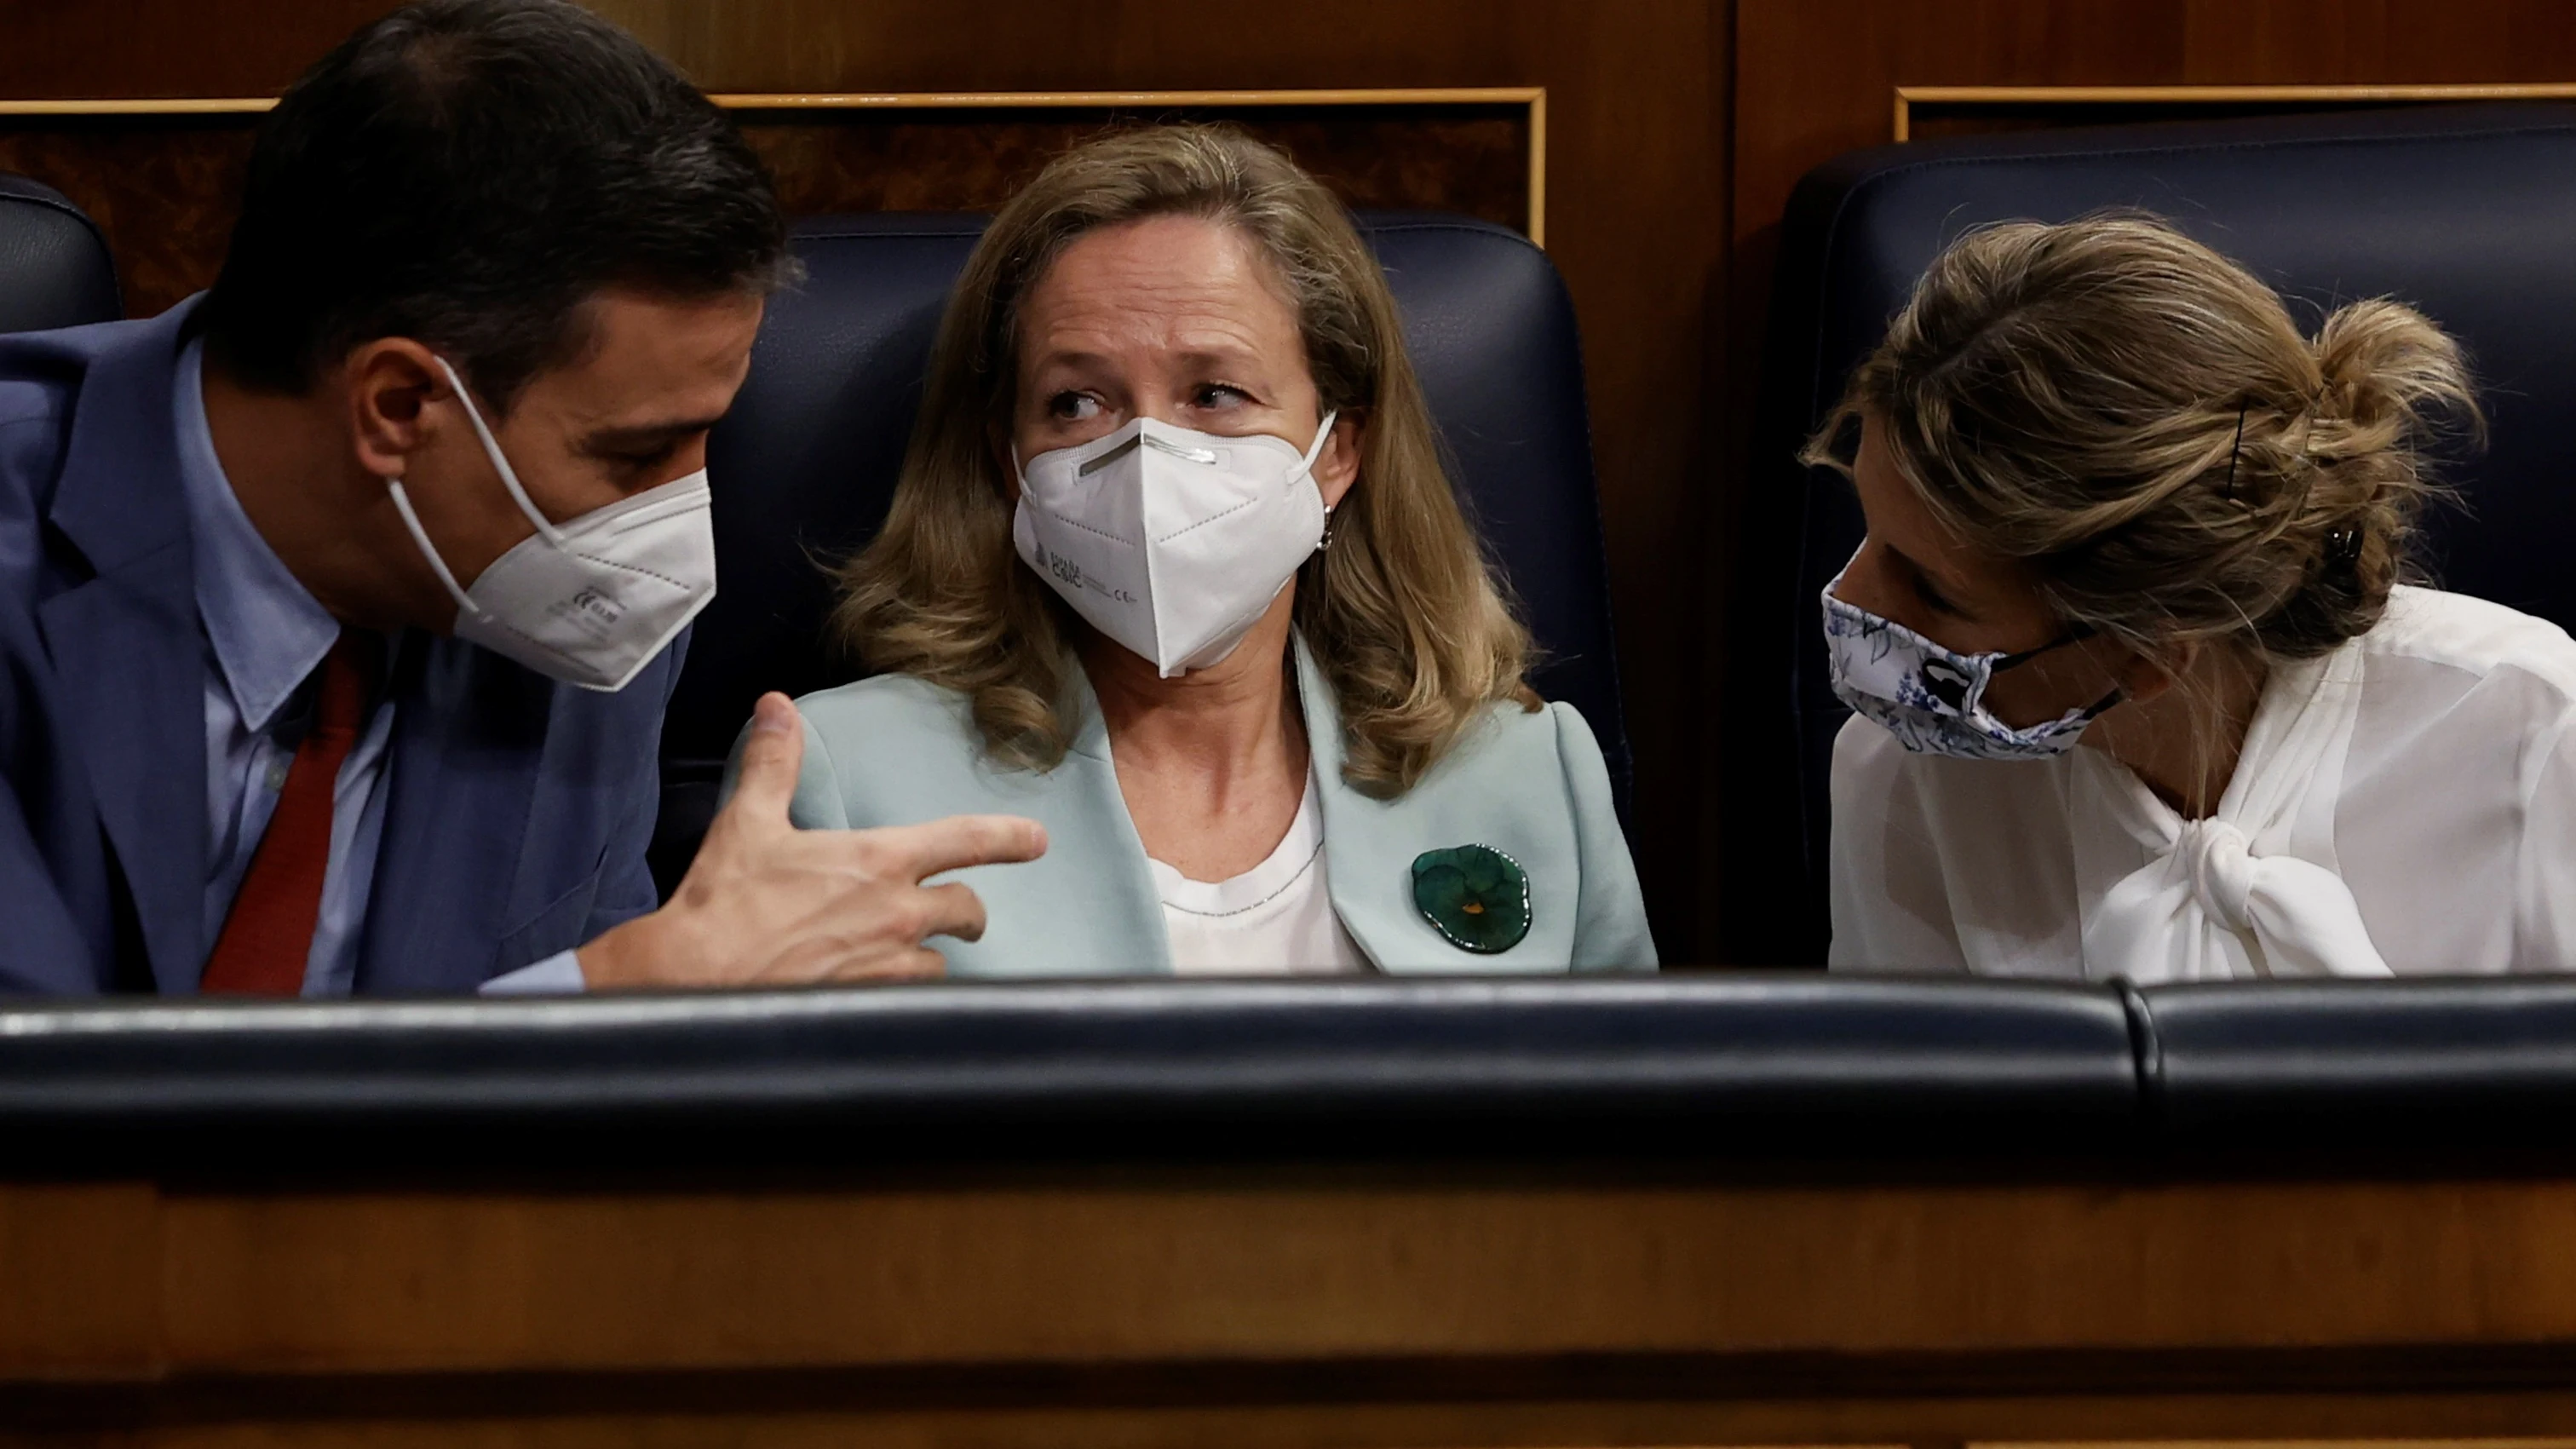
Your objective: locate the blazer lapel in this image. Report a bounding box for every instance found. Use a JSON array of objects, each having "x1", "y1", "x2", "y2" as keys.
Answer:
[
  {"x1": 1296, "y1": 636, "x2": 1408, "y2": 969},
  {"x1": 1298, "y1": 636, "x2": 1565, "y2": 975},
  {"x1": 34, "y1": 308, "x2": 209, "y2": 993},
  {"x1": 1057, "y1": 667, "x2": 1174, "y2": 975}
]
